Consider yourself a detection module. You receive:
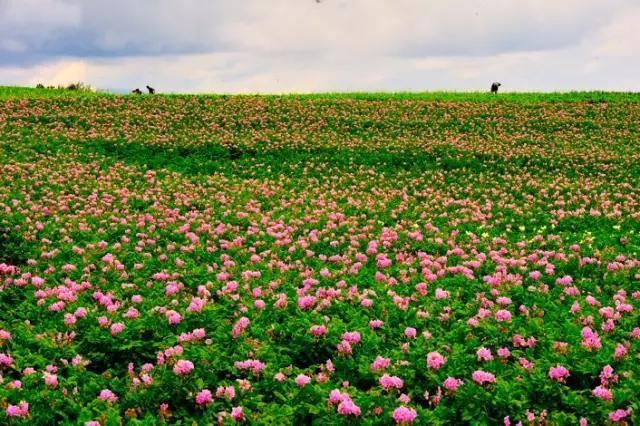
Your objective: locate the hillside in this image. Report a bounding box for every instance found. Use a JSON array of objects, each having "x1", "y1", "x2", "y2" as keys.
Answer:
[{"x1": 1, "y1": 88, "x2": 639, "y2": 424}]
